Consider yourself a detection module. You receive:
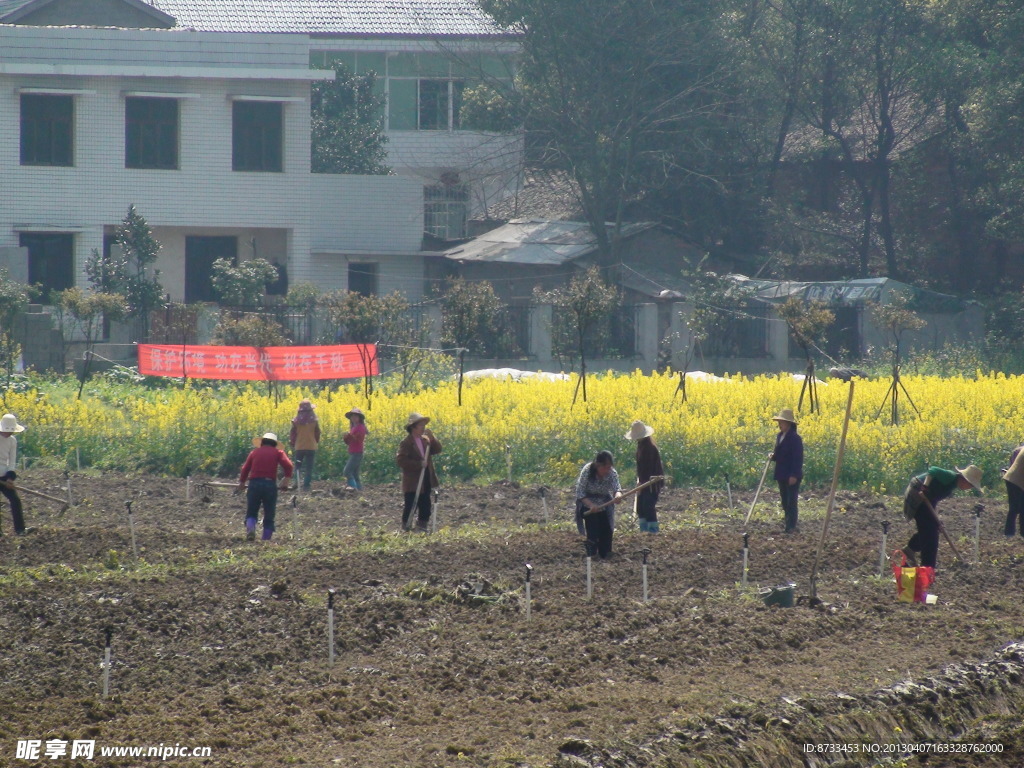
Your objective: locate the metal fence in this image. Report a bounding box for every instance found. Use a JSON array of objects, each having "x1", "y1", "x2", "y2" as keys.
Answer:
[{"x1": 551, "y1": 303, "x2": 638, "y2": 359}]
